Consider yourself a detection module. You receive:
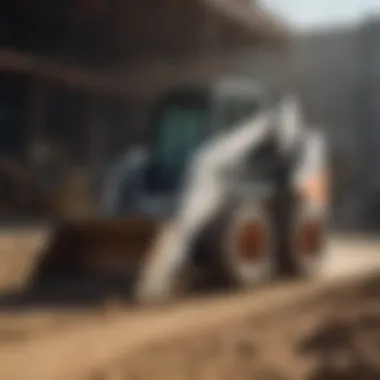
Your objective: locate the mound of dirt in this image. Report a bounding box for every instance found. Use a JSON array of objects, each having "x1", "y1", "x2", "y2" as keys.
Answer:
[
  {"x1": 91, "y1": 276, "x2": 380, "y2": 380},
  {"x1": 1, "y1": 235, "x2": 380, "y2": 380}
]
